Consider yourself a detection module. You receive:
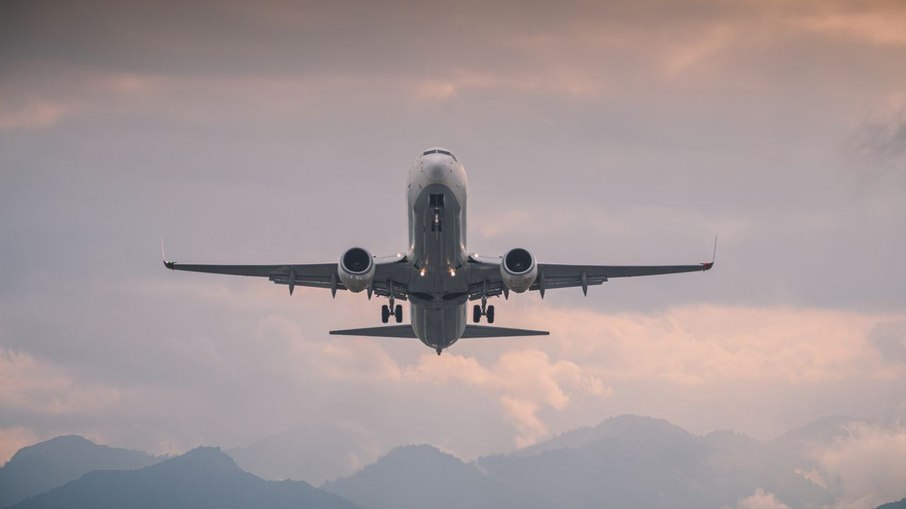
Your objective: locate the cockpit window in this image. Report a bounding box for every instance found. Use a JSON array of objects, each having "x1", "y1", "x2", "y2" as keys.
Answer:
[{"x1": 421, "y1": 149, "x2": 457, "y2": 161}]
